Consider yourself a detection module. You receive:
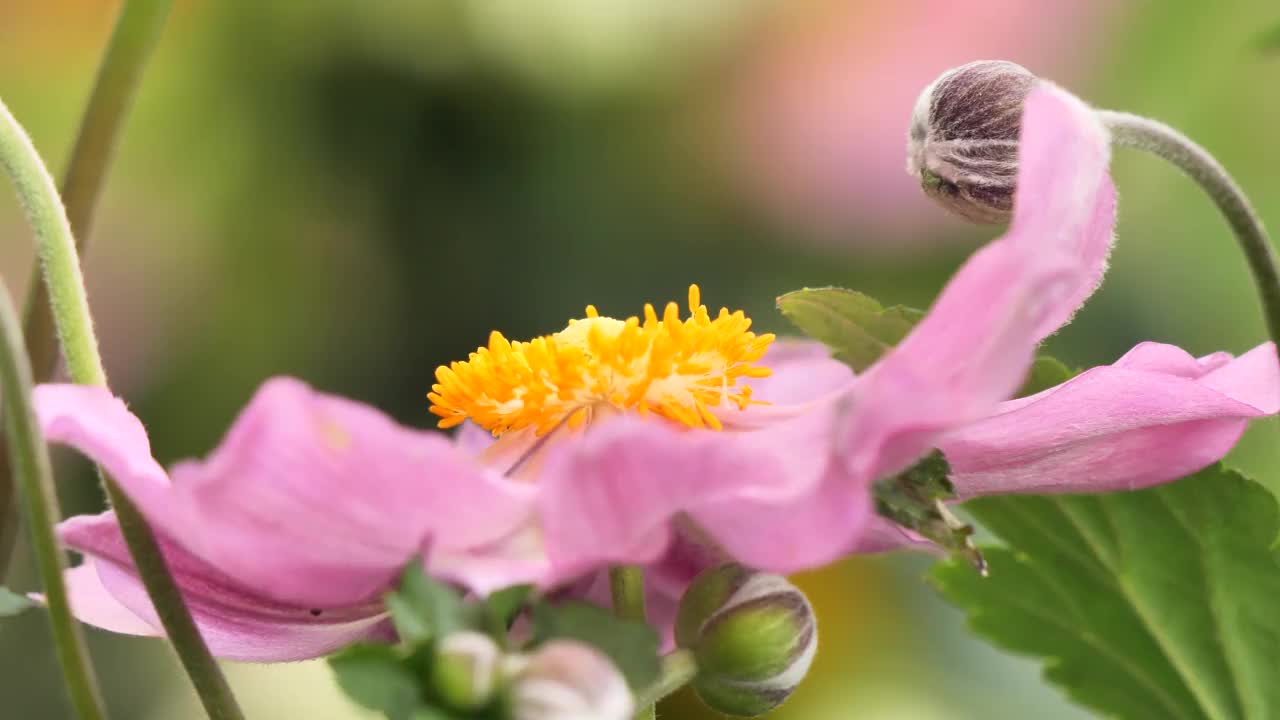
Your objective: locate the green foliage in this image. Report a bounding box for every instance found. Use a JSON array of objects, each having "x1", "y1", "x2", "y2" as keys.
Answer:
[
  {"x1": 531, "y1": 600, "x2": 661, "y2": 690},
  {"x1": 874, "y1": 451, "x2": 984, "y2": 572},
  {"x1": 386, "y1": 563, "x2": 466, "y2": 646},
  {"x1": 0, "y1": 586, "x2": 34, "y2": 616},
  {"x1": 330, "y1": 644, "x2": 423, "y2": 720},
  {"x1": 933, "y1": 463, "x2": 1280, "y2": 720},
  {"x1": 776, "y1": 287, "x2": 924, "y2": 372}
]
